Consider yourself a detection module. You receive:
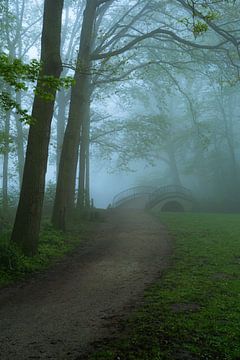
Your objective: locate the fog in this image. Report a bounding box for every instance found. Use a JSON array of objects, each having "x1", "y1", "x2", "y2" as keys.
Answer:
[
  {"x1": 1, "y1": 0, "x2": 240, "y2": 215},
  {"x1": 1, "y1": 1, "x2": 240, "y2": 358}
]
